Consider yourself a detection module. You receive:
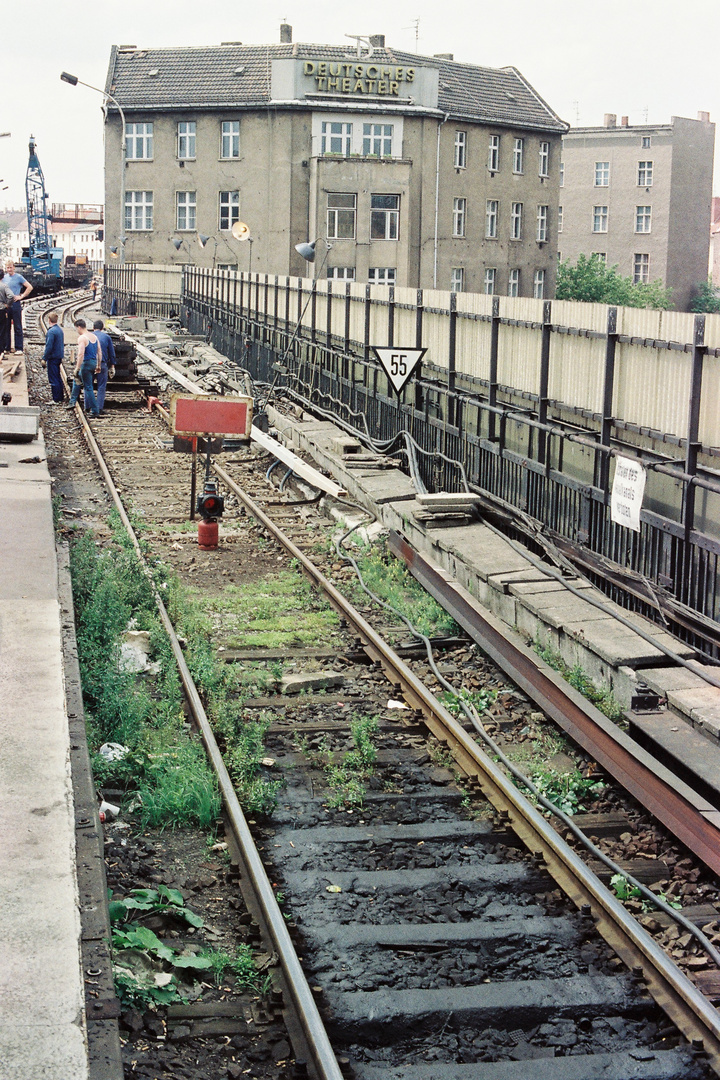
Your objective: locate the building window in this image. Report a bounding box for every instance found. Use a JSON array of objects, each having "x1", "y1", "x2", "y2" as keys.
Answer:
[
  {"x1": 533, "y1": 269, "x2": 546, "y2": 298},
  {"x1": 558, "y1": 205, "x2": 563, "y2": 232},
  {"x1": 593, "y1": 252, "x2": 607, "y2": 264},
  {"x1": 126, "y1": 122, "x2": 153, "y2": 160},
  {"x1": 370, "y1": 194, "x2": 400, "y2": 240},
  {"x1": 369, "y1": 267, "x2": 396, "y2": 285},
  {"x1": 511, "y1": 202, "x2": 523, "y2": 240},
  {"x1": 594, "y1": 161, "x2": 610, "y2": 186},
  {"x1": 592, "y1": 205, "x2": 608, "y2": 232},
  {"x1": 451, "y1": 267, "x2": 465, "y2": 292},
  {"x1": 539, "y1": 141, "x2": 549, "y2": 177},
  {"x1": 363, "y1": 123, "x2": 393, "y2": 157},
  {"x1": 560, "y1": 162, "x2": 564, "y2": 186},
  {"x1": 537, "y1": 205, "x2": 548, "y2": 242},
  {"x1": 321, "y1": 121, "x2": 352, "y2": 155},
  {"x1": 508, "y1": 268, "x2": 520, "y2": 297},
  {"x1": 513, "y1": 138, "x2": 524, "y2": 173},
  {"x1": 177, "y1": 121, "x2": 196, "y2": 160},
  {"x1": 635, "y1": 205, "x2": 652, "y2": 233},
  {"x1": 176, "y1": 191, "x2": 196, "y2": 231},
  {"x1": 454, "y1": 131, "x2": 466, "y2": 169},
  {"x1": 484, "y1": 268, "x2": 496, "y2": 295},
  {"x1": 485, "y1": 199, "x2": 498, "y2": 239},
  {"x1": 125, "y1": 190, "x2": 153, "y2": 231},
  {"x1": 642, "y1": 135, "x2": 652, "y2": 148},
  {"x1": 219, "y1": 190, "x2": 240, "y2": 230},
  {"x1": 327, "y1": 192, "x2": 356, "y2": 239},
  {"x1": 638, "y1": 160, "x2": 653, "y2": 186},
  {"x1": 327, "y1": 267, "x2": 356, "y2": 280},
  {"x1": 221, "y1": 121, "x2": 240, "y2": 159},
  {"x1": 488, "y1": 134, "x2": 500, "y2": 172},
  {"x1": 633, "y1": 253, "x2": 650, "y2": 283},
  {"x1": 453, "y1": 197, "x2": 467, "y2": 238}
]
